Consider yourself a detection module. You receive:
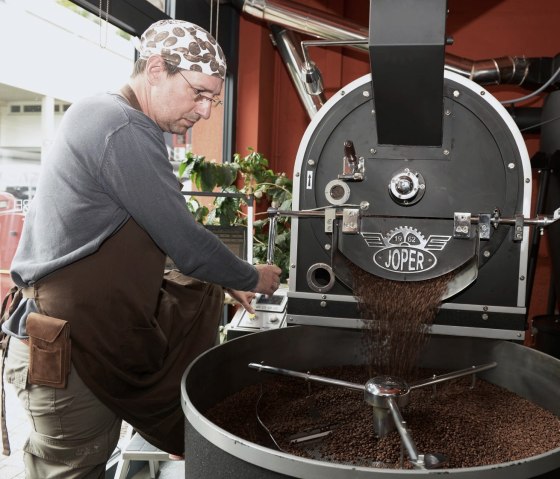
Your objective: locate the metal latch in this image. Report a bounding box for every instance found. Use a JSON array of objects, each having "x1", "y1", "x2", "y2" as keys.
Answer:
[
  {"x1": 342, "y1": 208, "x2": 359, "y2": 234},
  {"x1": 324, "y1": 208, "x2": 336, "y2": 233},
  {"x1": 453, "y1": 212, "x2": 471, "y2": 238},
  {"x1": 513, "y1": 214, "x2": 524, "y2": 241},
  {"x1": 478, "y1": 213, "x2": 491, "y2": 240}
]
